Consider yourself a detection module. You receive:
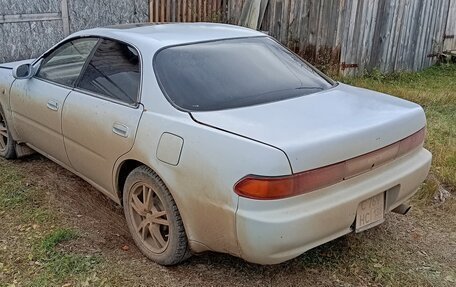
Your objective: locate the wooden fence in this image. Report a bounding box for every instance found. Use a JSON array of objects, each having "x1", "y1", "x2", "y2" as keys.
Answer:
[
  {"x1": 231, "y1": 0, "x2": 454, "y2": 75},
  {"x1": 149, "y1": 0, "x2": 229, "y2": 22},
  {"x1": 150, "y1": 0, "x2": 456, "y2": 76}
]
